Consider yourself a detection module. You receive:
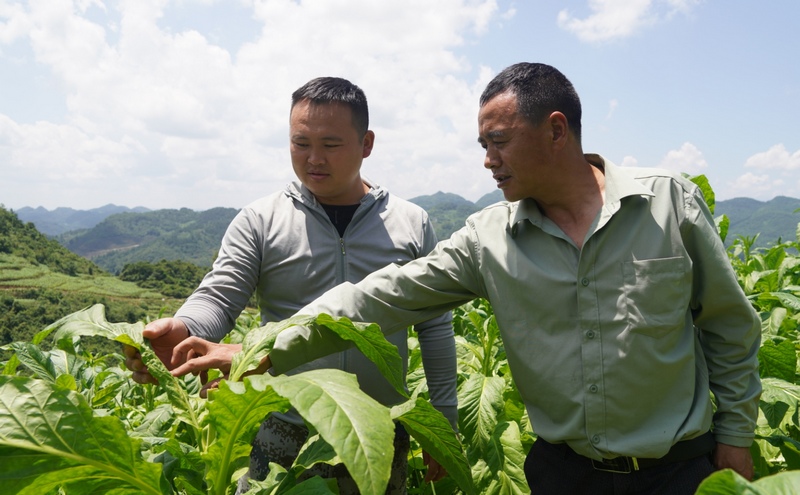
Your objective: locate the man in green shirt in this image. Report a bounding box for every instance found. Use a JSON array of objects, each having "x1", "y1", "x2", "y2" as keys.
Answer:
[{"x1": 172, "y1": 63, "x2": 761, "y2": 494}]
